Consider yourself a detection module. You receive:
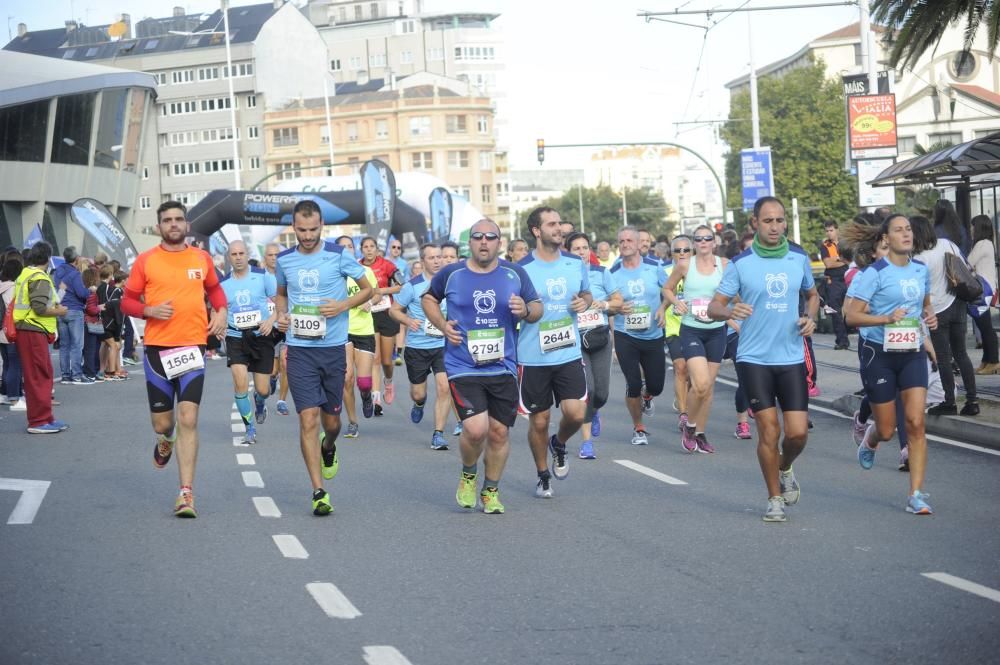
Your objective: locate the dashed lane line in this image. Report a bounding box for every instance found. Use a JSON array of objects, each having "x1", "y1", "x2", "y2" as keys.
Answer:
[
  {"x1": 233, "y1": 436, "x2": 246, "y2": 446},
  {"x1": 231, "y1": 412, "x2": 242, "y2": 421},
  {"x1": 306, "y1": 582, "x2": 362, "y2": 619},
  {"x1": 236, "y1": 453, "x2": 255, "y2": 465},
  {"x1": 613, "y1": 460, "x2": 688, "y2": 485},
  {"x1": 363, "y1": 646, "x2": 414, "y2": 665},
  {"x1": 272, "y1": 534, "x2": 308, "y2": 559},
  {"x1": 231, "y1": 423, "x2": 245, "y2": 433},
  {"x1": 922, "y1": 572, "x2": 1000, "y2": 603},
  {"x1": 242, "y1": 471, "x2": 264, "y2": 488},
  {"x1": 253, "y1": 496, "x2": 281, "y2": 517}
]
